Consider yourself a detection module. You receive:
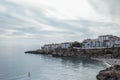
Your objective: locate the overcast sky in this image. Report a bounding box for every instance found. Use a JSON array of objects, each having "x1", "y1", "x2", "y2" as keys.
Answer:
[{"x1": 0, "y1": 0, "x2": 120, "y2": 45}]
